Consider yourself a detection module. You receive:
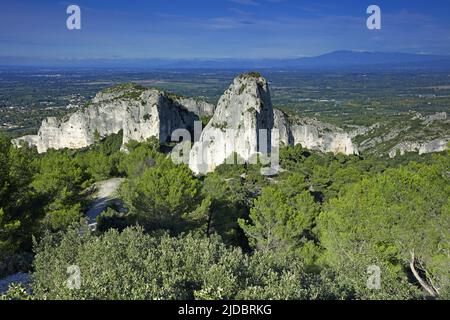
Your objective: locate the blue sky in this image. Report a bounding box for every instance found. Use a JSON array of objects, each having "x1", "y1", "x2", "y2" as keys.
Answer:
[{"x1": 1, "y1": 0, "x2": 450, "y2": 59}]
